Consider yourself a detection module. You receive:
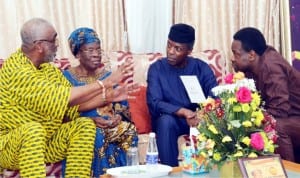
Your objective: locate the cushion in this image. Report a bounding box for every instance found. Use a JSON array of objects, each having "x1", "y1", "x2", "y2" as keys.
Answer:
[
  {"x1": 108, "y1": 51, "x2": 163, "y2": 85},
  {"x1": 191, "y1": 49, "x2": 227, "y2": 84},
  {"x1": 128, "y1": 86, "x2": 151, "y2": 134}
]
